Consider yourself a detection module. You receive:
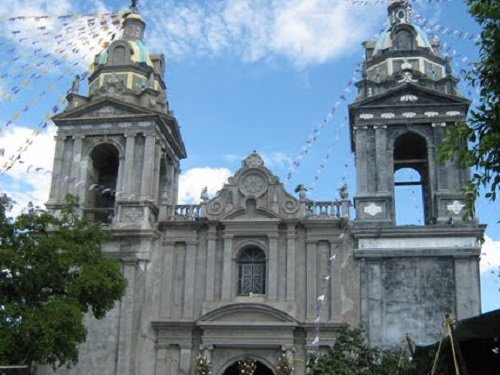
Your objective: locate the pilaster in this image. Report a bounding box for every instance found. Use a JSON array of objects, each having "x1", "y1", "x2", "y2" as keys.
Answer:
[{"x1": 221, "y1": 234, "x2": 233, "y2": 300}]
